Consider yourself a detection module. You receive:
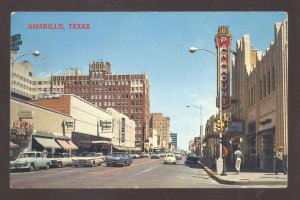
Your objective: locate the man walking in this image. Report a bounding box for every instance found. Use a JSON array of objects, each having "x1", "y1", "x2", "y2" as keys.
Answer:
[
  {"x1": 275, "y1": 146, "x2": 287, "y2": 175},
  {"x1": 234, "y1": 147, "x2": 242, "y2": 174}
]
